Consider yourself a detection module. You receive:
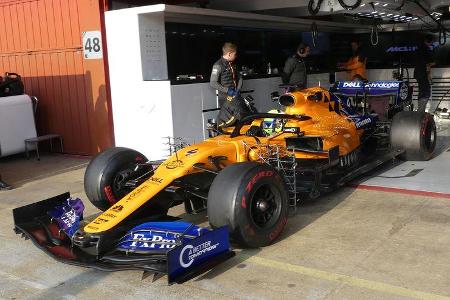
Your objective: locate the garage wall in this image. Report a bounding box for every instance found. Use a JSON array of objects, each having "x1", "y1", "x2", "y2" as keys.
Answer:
[{"x1": 0, "y1": 0, "x2": 113, "y2": 155}]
